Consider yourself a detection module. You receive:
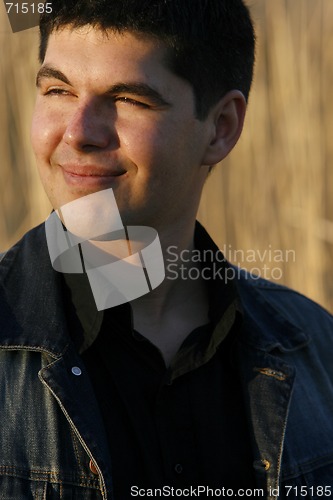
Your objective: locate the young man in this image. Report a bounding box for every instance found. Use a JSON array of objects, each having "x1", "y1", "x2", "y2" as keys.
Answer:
[{"x1": 0, "y1": 1, "x2": 332, "y2": 498}]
